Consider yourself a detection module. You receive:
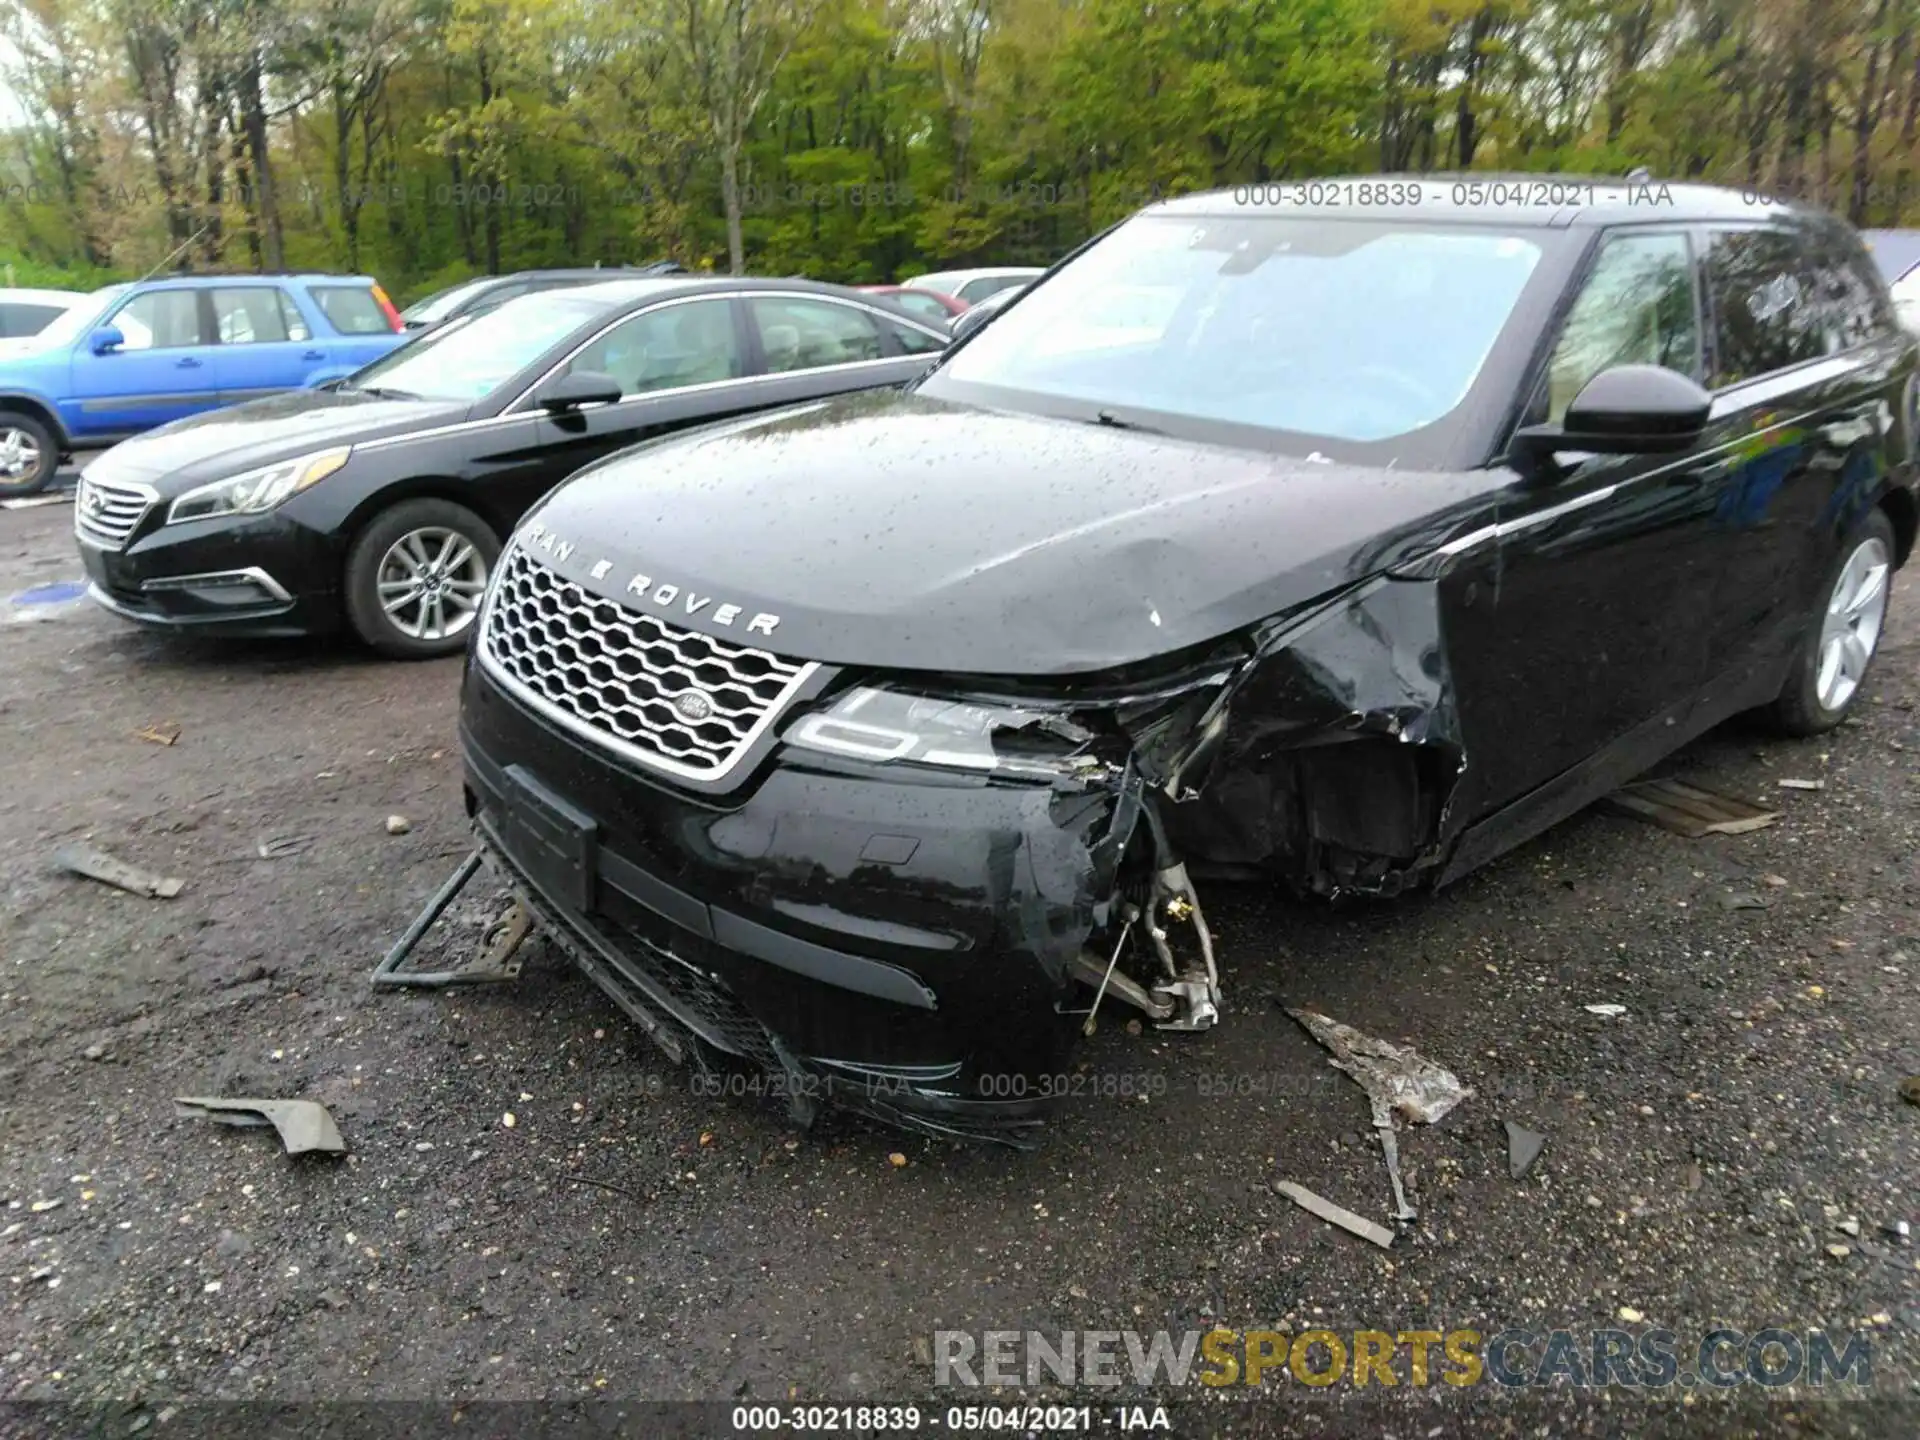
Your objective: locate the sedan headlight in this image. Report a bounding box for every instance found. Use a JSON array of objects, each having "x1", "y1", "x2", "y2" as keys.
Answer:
[
  {"x1": 784, "y1": 685, "x2": 1106, "y2": 779},
  {"x1": 167, "y1": 448, "x2": 351, "y2": 525}
]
